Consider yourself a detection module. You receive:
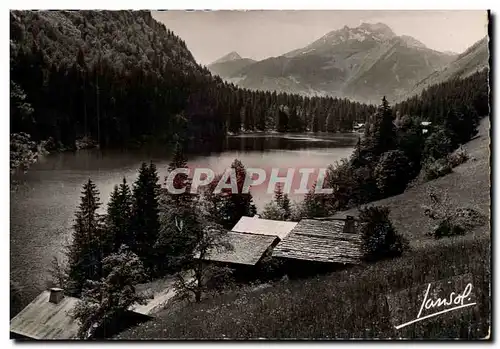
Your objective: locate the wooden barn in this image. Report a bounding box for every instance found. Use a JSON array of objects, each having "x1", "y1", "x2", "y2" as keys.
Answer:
[
  {"x1": 198, "y1": 216, "x2": 299, "y2": 280},
  {"x1": 10, "y1": 287, "x2": 154, "y2": 340},
  {"x1": 200, "y1": 231, "x2": 280, "y2": 267},
  {"x1": 198, "y1": 216, "x2": 298, "y2": 268},
  {"x1": 272, "y1": 216, "x2": 362, "y2": 276},
  {"x1": 10, "y1": 288, "x2": 82, "y2": 340}
]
